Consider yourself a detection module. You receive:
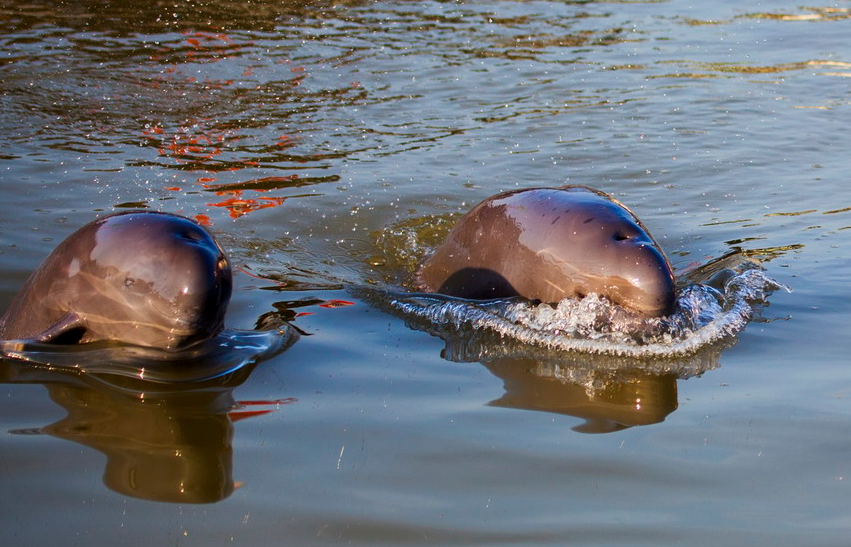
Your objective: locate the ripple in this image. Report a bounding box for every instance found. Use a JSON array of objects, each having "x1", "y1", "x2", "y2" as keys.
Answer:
[
  {"x1": 0, "y1": 328, "x2": 296, "y2": 383},
  {"x1": 364, "y1": 264, "x2": 787, "y2": 363}
]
